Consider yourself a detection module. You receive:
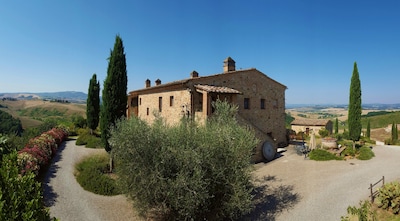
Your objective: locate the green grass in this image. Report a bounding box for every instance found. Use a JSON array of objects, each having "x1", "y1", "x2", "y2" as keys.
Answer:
[
  {"x1": 361, "y1": 111, "x2": 400, "y2": 129},
  {"x1": 309, "y1": 149, "x2": 343, "y2": 161},
  {"x1": 75, "y1": 129, "x2": 103, "y2": 148},
  {"x1": 75, "y1": 153, "x2": 120, "y2": 196}
]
